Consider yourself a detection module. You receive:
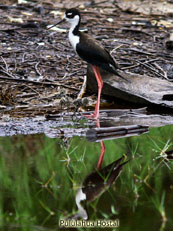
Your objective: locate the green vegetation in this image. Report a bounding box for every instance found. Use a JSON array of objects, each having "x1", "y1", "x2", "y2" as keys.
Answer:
[{"x1": 0, "y1": 125, "x2": 173, "y2": 231}]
